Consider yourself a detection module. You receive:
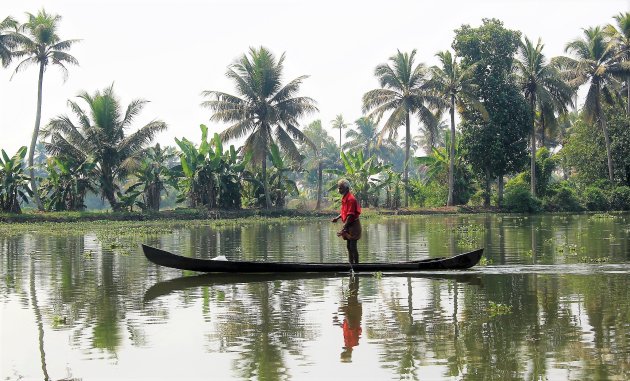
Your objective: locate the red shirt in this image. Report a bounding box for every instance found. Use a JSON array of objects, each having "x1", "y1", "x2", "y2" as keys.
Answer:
[{"x1": 341, "y1": 192, "x2": 361, "y2": 222}]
